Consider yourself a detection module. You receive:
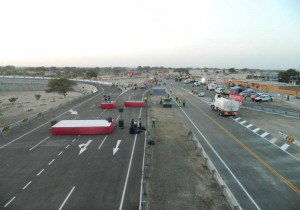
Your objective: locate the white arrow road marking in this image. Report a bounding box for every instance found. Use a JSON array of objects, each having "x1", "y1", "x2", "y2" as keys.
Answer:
[
  {"x1": 113, "y1": 140, "x2": 122, "y2": 155},
  {"x1": 69, "y1": 109, "x2": 78, "y2": 115},
  {"x1": 79, "y1": 140, "x2": 92, "y2": 155}
]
